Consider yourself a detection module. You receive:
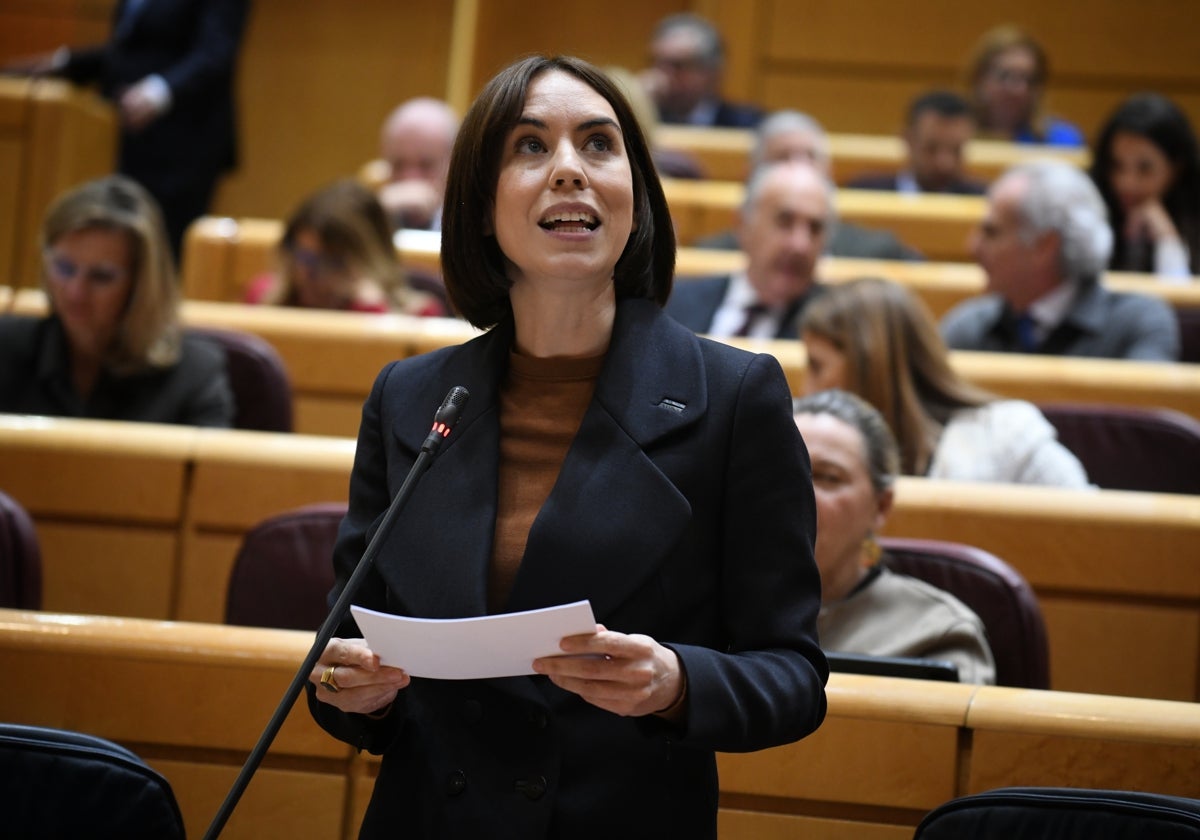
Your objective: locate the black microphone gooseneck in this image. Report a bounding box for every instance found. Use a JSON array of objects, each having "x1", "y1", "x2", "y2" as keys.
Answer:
[{"x1": 202, "y1": 385, "x2": 470, "y2": 840}]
